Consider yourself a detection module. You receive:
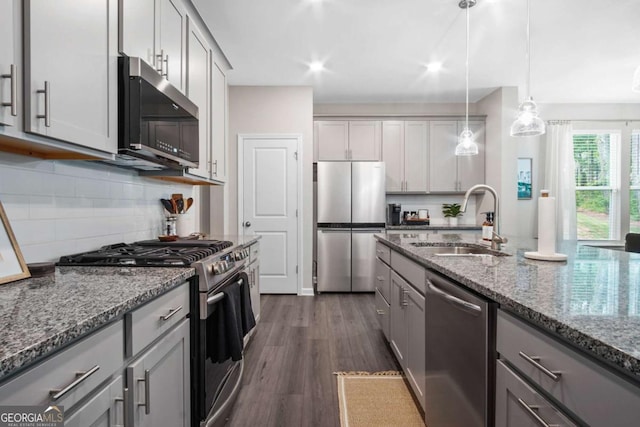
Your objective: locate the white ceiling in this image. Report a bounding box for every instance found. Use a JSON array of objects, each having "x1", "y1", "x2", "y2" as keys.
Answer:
[{"x1": 193, "y1": 0, "x2": 640, "y2": 104}]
